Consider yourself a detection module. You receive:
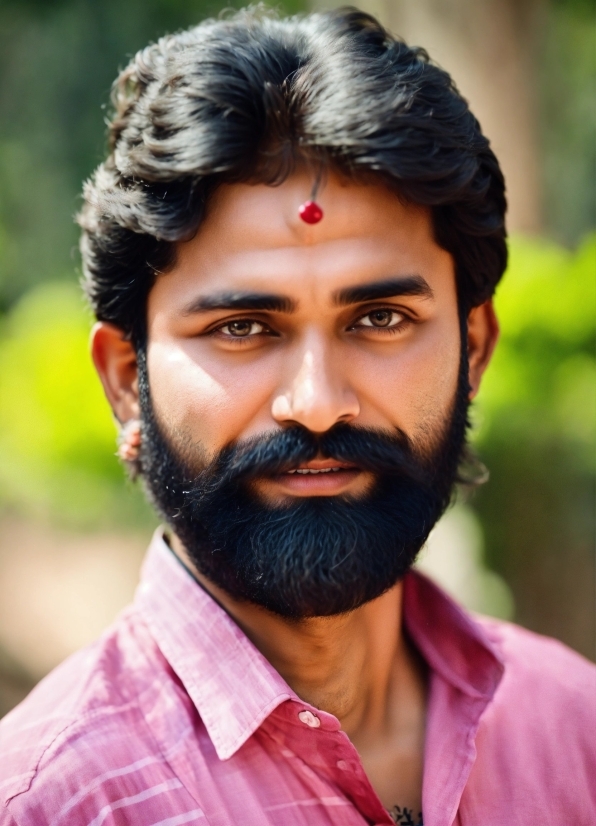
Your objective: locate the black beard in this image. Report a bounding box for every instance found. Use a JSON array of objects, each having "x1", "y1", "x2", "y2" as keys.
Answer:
[{"x1": 136, "y1": 348, "x2": 470, "y2": 619}]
